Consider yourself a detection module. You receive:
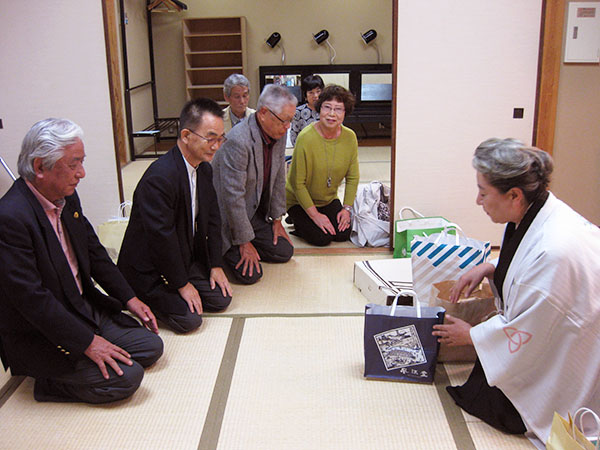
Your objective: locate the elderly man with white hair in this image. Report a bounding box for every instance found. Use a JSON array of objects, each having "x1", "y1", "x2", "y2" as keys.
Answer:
[
  {"x1": 212, "y1": 84, "x2": 297, "y2": 284},
  {"x1": 0, "y1": 118, "x2": 163, "y2": 404},
  {"x1": 222, "y1": 73, "x2": 255, "y2": 132}
]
